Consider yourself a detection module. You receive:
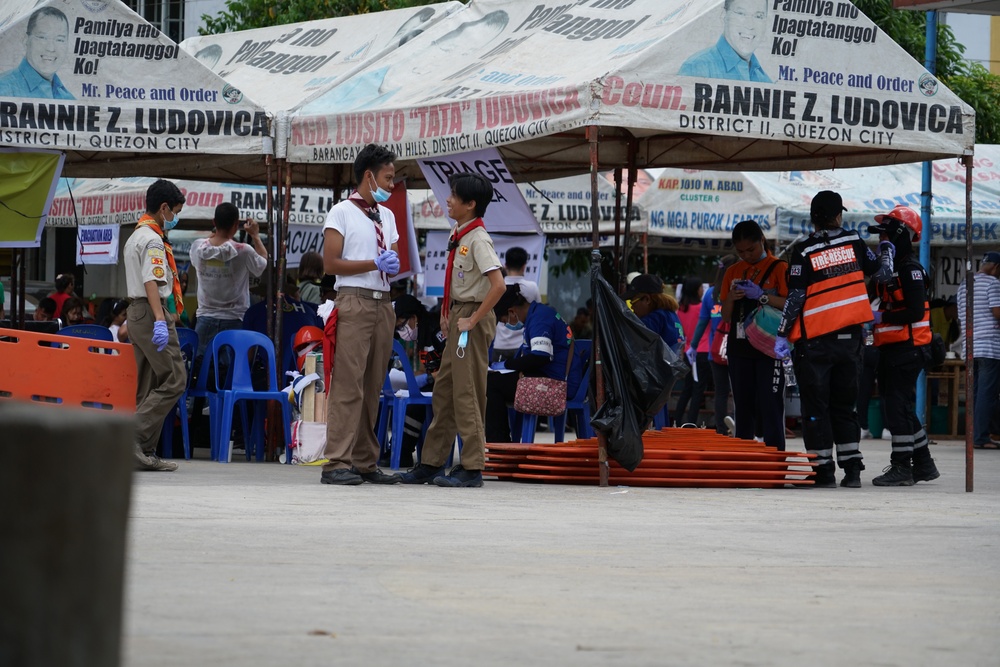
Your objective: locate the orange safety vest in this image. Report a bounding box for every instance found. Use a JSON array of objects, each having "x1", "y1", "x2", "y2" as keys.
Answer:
[
  {"x1": 873, "y1": 274, "x2": 931, "y2": 347},
  {"x1": 788, "y1": 238, "x2": 872, "y2": 343}
]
